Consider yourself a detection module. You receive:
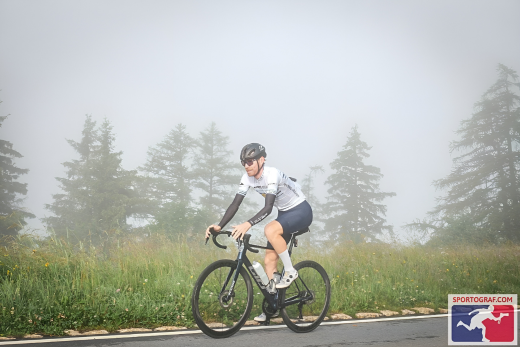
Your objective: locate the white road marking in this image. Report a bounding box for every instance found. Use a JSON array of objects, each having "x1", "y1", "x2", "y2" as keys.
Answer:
[{"x1": 1, "y1": 311, "x2": 517, "y2": 345}]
